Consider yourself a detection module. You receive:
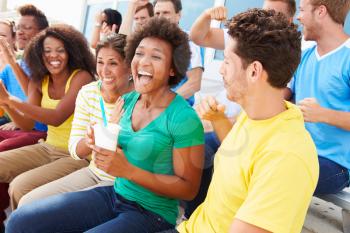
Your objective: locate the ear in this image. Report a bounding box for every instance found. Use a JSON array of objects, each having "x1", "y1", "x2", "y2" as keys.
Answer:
[
  {"x1": 247, "y1": 61, "x2": 263, "y2": 83},
  {"x1": 176, "y1": 11, "x2": 182, "y2": 23},
  {"x1": 317, "y1": 5, "x2": 327, "y2": 18},
  {"x1": 169, "y1": 68, "x2": 175, "y2": 77}
]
